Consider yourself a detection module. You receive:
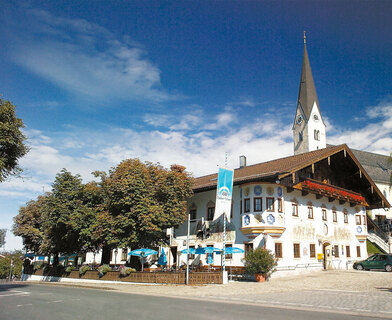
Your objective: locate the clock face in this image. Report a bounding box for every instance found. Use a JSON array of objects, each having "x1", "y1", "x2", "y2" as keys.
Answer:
[
  {"x1": 313, "y1": 114, "x2": 319, "y2": 121},
  {"x1": 296, "y1": 115, "x2": 303, "y2": 125}
]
